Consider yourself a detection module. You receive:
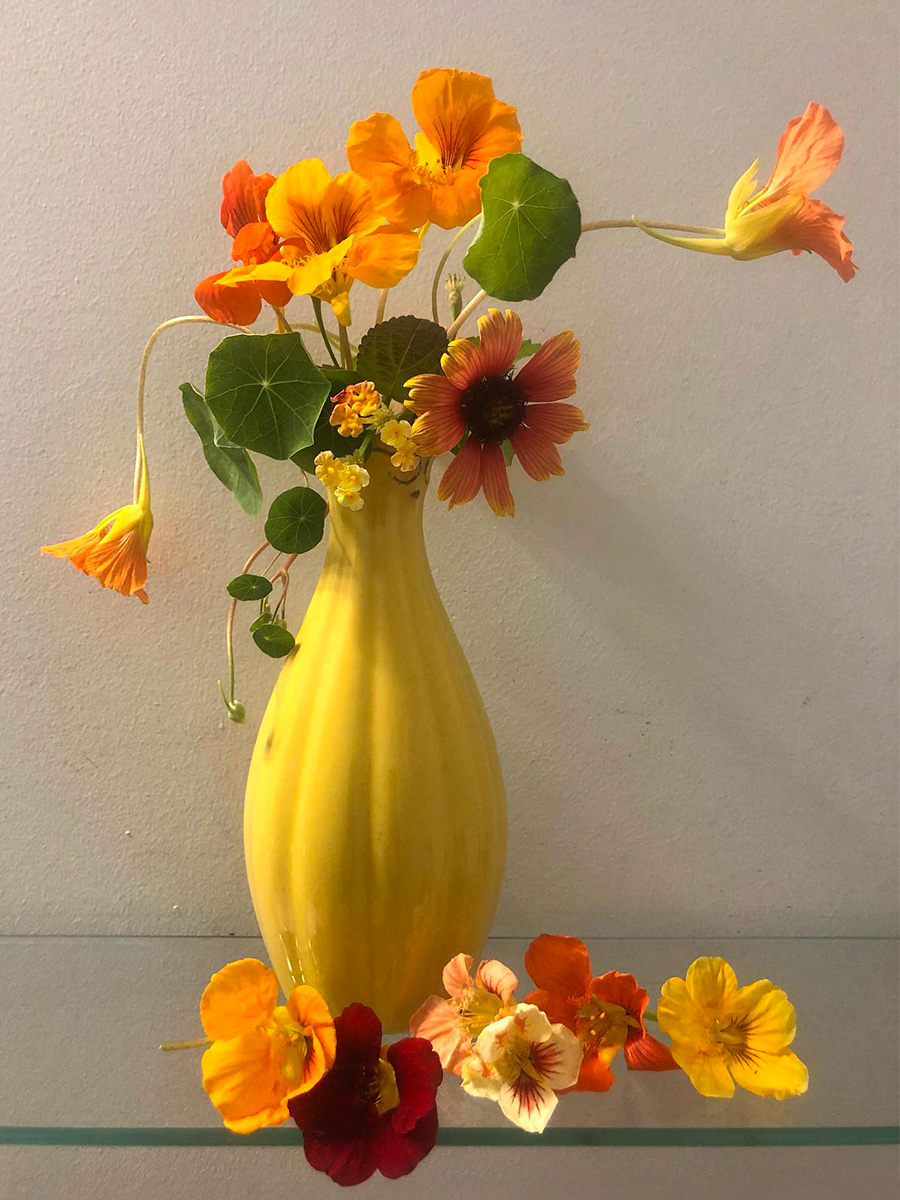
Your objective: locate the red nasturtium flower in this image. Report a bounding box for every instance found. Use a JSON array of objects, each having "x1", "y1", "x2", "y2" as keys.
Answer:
[
  {"x1": 525, "y1": 934, "x2": 677, "y2": 1091},
  {"x1": 406, "y1": 308, "x2": 589, "y2": 517},
  {"x1": 194, "y1": 160, "x2": 292, "y2": 325},
  {"x1": 289, "y1": 1003, "x2": 442, "y2": 1187}
]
